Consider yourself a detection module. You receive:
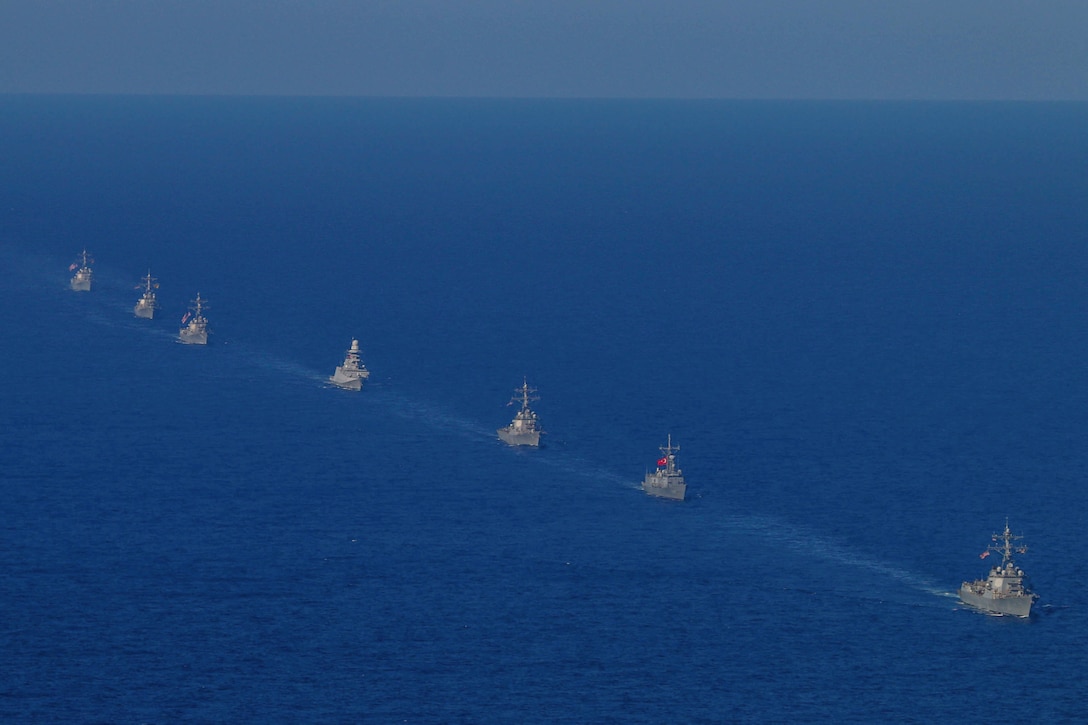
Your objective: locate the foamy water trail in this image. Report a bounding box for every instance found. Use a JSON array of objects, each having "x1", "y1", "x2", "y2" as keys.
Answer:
[
  {"x1": 369, "y1": 388, "x2": 498, "y2": 441},
  {"x1": 30, "y1": 264, "x2": 957, "y2": 605},
  {"x1": 722, "y1": 513, "x2": 953, "y2": 600},
  {"x1": 521, "y1": 450, "x2": 635, "y2": 488},
  {"x1": 223, "y1": 338, "x2": 329, "y2": 383},
  {"x1": 340, "y1": 384, "x2": 638, "y2": 488}
]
